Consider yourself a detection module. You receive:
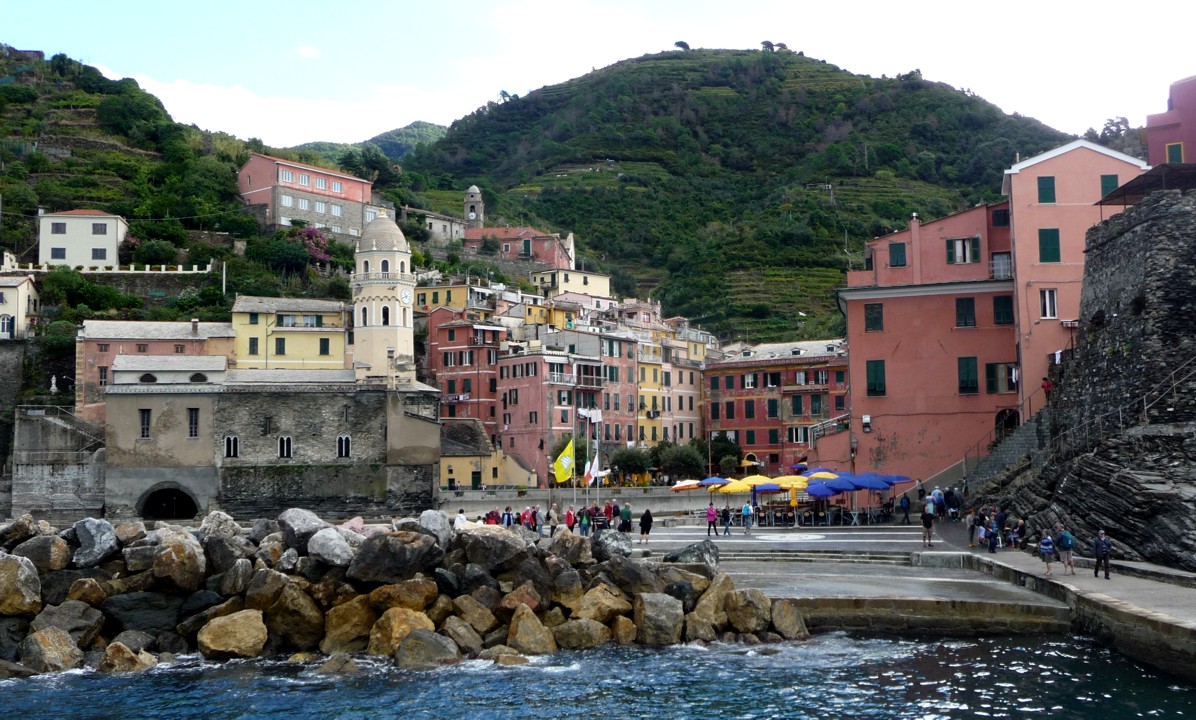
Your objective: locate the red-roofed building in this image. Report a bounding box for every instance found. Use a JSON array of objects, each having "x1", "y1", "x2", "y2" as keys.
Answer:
[
  {"x1": 38, "y1": 209, "x2": 128, "y2": 268},
  {"x1": 238, "y1": 153, "x2": 382, "y2": 238},
  {"x1": 462, "y1": 226, "x2": 575, "y2": 270}
]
